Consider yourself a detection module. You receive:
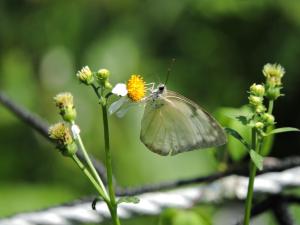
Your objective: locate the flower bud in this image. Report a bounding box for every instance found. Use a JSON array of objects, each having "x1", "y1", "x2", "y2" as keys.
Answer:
[
  {"x1": 95, "y1": 68, "x2": 112, "y2": 89},
  {"x1": 255, "y1": 105, "x2": 266, "y2": 114},
  {"x1": 76, "y1": 66, "x2": 94, "y2": 85},
  {"x1": 48, "y1": 122, "x2": 78, "y2": 157},
  {"x1": 54, "y1": 92, "x2": 77, "y2": 122},
  {"x1": 262, "y1": 113, "x2": 275, "y2": 125},
  {"x1": 263, "y1": 63, "x2": 285, "y2": 86},
  {"x1": 104, "y1": 81, "x2": 112, "y2": 89},
  {"x1": 250, "y1": 83, "x2": 265, "y2": 97},
  {"x1": 255, "y1": 122, "x2": 264, "y2": 130},
  {"x1": 96, "y1": 68, "x2": 110, "y2": 80},
  {"x1": 248, "y1": 95, "x2": 263, "y2": 107}
]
